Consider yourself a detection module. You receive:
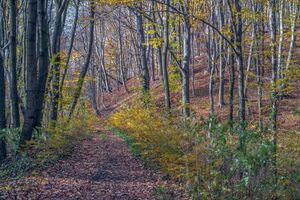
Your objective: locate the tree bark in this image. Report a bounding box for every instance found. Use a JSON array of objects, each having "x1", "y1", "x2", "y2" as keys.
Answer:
[
  {"x1": 50, "y1": 0, "x2": 69, "y2": 122},
  {"x1": 229, "y1": 36, "x2": 235, "y2": 127},
  {"x1": 209, "y1": 34, "x2": 216, "y2": 115},
  {"x1": 181, "y1": 0, "x2": 191, "y2": 118},
  {"x1": 118, "y1": 8, "x2": 129, "y2": 93},
  {"x1": 286, "y1": 1, "x2": 299, "y2": 70},
  {"x1": 35, "y1": 0, "x2": 50, "y2": 127},
  {"x1": 269, "y1": 0, "x2": 278, "y2": 149},
  {"x1": 20, "y1": 0, "x2": 38, "y2": 146},
  {"x1": 0, "y1": 25, "x2": 6, "y2": 162},
  {"x1": 161, "y1": 0, "x2": 171, "y2": 109},
  {"x1": 218, "y1": 0, "x2": 225, "y2": 107},
  {"x1": 9, "y1": 0, "x2": 20, "y2": 128},
  {"x1": 135, "y1": 7, "x2": 150, "y2": 92}
]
